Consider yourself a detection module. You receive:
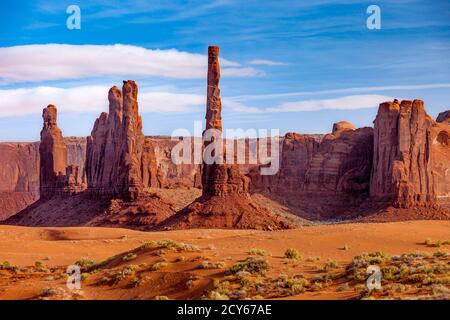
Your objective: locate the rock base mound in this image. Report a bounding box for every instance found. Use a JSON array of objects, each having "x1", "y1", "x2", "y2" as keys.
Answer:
[{"x1": 159, "y1": 193, "x2": 293, "y2": 230}]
